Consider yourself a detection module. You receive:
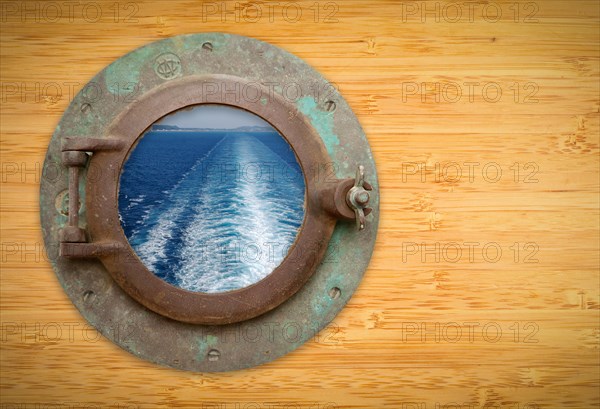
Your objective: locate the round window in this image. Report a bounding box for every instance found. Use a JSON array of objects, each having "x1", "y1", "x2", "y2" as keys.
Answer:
[
  {"x1": 40, "y1": 33, "x2": 378, "y2": 372},
  {"x1": 118, "y1": 105, "x2": 305, "y2": 293}
]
